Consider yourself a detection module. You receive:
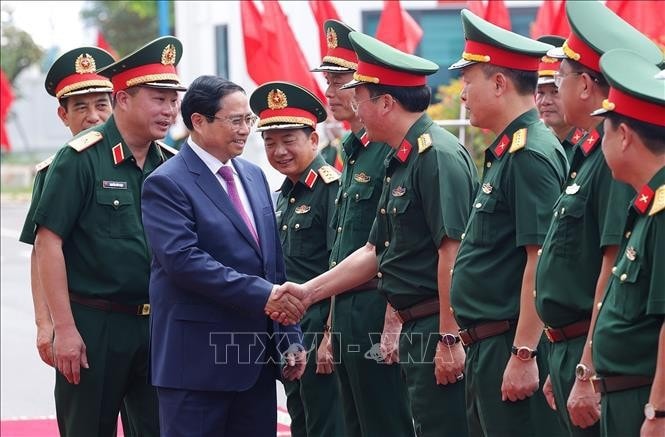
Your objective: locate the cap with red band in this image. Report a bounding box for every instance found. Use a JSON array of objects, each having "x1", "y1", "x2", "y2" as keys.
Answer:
[
  {"x1": 339, "y1": 31, "x2": 438, "y2": 90},
  {"x1": 536, "y1": 36, "x2": 565, "y2": 85},
  {"x1": 312, "y1": 20, "x2": 359, "y2": 73},
  {"x1": 546, "y1": 1, "x2": 663, "y2": 73},
  {"x1": 45, "y1": 47, "x2": 115, "y2": 99},
  {"x1": 591, "y1": 49, "x2": 665, "y2": 127},
  {"x1": 98, "y1": 36, "x2": 187, "y2": 92},
  {"x1": 250, "y1": 81, "x2": 326, "y2": 132},
  {"x1": 449, "y1": 9, "x2": 552, "y2": 71}
]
